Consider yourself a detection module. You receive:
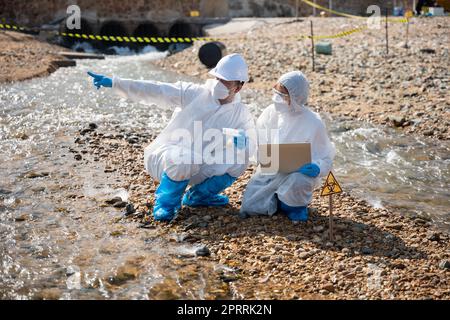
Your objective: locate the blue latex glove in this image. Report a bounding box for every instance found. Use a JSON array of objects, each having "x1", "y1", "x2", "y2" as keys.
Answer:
[
  {"x1": 233, "y1": 130, "x2": 248, "y2": 150},
  {"x1": 87, "y1": 71, "x2": 112, "y2": 90},
  {"x1": 182, "y1": 173, "x2": 236, "y2": 207},
  {"x1": 298, "y1": 163, "x2": 320, "y2": 178}
]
